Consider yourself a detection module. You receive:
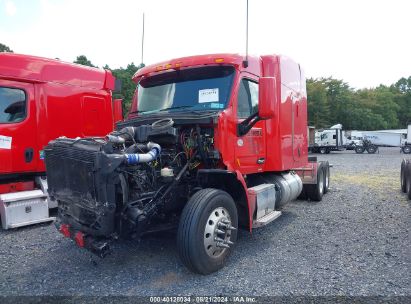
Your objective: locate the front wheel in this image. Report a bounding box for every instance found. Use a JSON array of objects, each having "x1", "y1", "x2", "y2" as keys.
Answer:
[
  {"x1": 355, "y1": 146, "x2": 365, "y2": 154},
  {"x1": 177, "y1": 188, "x2": 238, "y2": 274},
  {"x1": 319, "y1": 147, "x2": 327, "y2": 154},
  {"x1": 403, "y1": 146, "x2": 411, "y2": 154}
]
